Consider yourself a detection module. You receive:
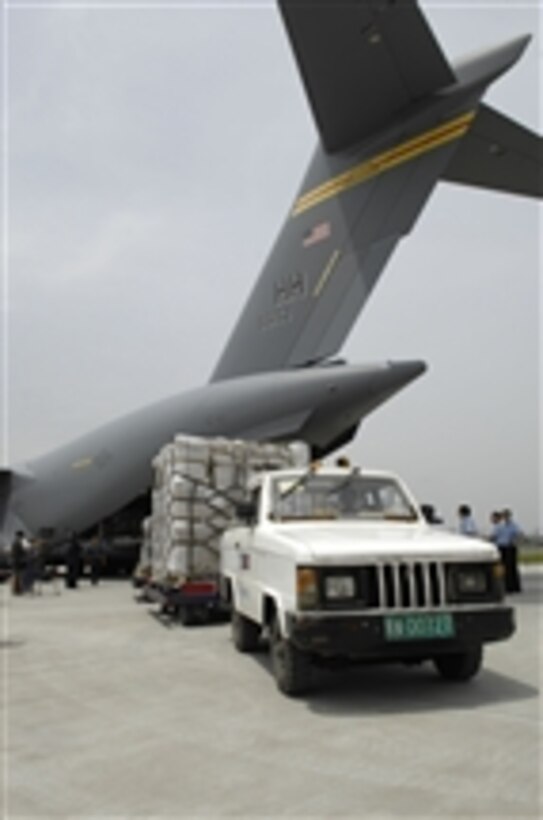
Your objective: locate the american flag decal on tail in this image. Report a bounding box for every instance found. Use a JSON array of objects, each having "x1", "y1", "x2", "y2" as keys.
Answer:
[{"x1": 302, "y1": 220, "x2": 331, "y2": 248}]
